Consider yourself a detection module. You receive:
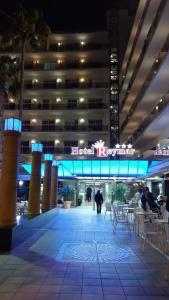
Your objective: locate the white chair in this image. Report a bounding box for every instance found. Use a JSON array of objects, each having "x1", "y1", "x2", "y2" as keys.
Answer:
[
  {"x1": 112, "y1": 205, "x2": 131, "y2": 233},
  {"x1": 104, "y1": 202, "x2": 113, "y2": 217},
  {"x1": 139, "y1": 219, "x2": 163, "y2": 252}
]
